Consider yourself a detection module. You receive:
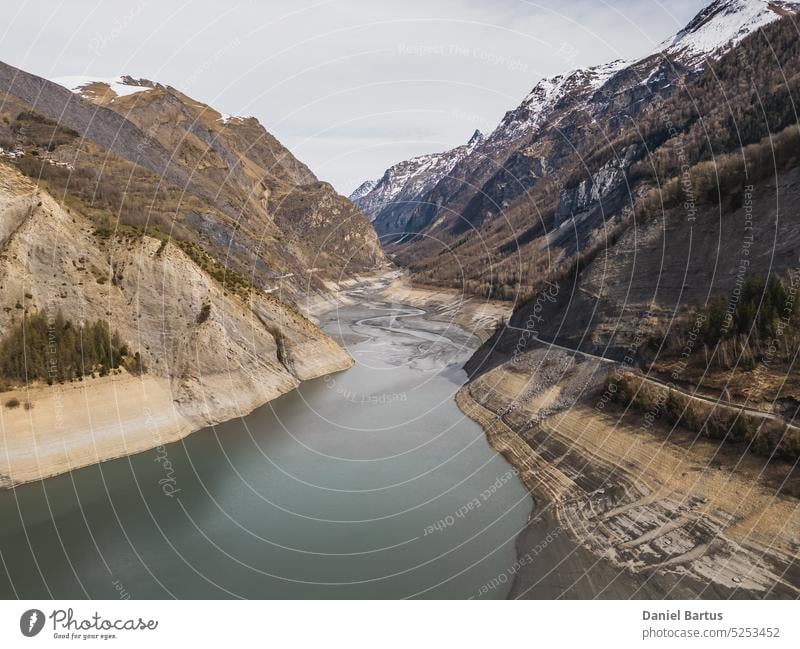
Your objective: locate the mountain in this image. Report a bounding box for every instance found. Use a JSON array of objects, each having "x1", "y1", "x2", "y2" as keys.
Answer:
[
  {"x1": 662, "y1": 0, "x2": 800, "y2": 62},
  {"x1": 0, "y1": 62, "x2": 385, "y2": 485},
  {"x1": 0, "y1": 64, "x2": 385, "y2": 302},
  {"x1": 349, "y1": 129, "x2": 483, "y2": 232},
  {"x1": 458, "y1": 0, "x2": 800, "y2": 379},
  {"x1": 450, "y1": 0, "x2": 800, "y2": 594},
  {"x1": 353, "y1": 0, "x2": 799, "y2": 296},
  {"x1": 349, "y1": 178, "x2": 377, "y2": 205}
]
